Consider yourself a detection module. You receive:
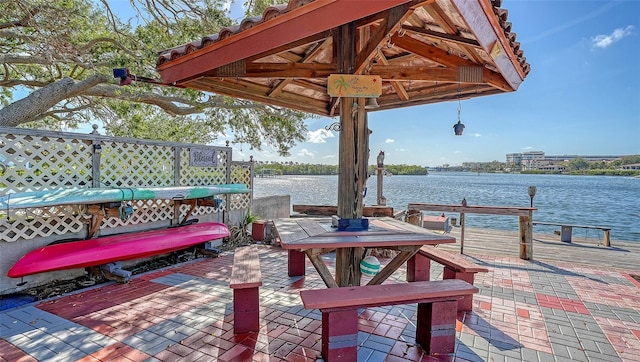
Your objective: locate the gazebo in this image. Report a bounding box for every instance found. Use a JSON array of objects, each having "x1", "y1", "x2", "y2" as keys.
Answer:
[{"x1": 156, "y1": 0, "x2": 530, "y2": 286}]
